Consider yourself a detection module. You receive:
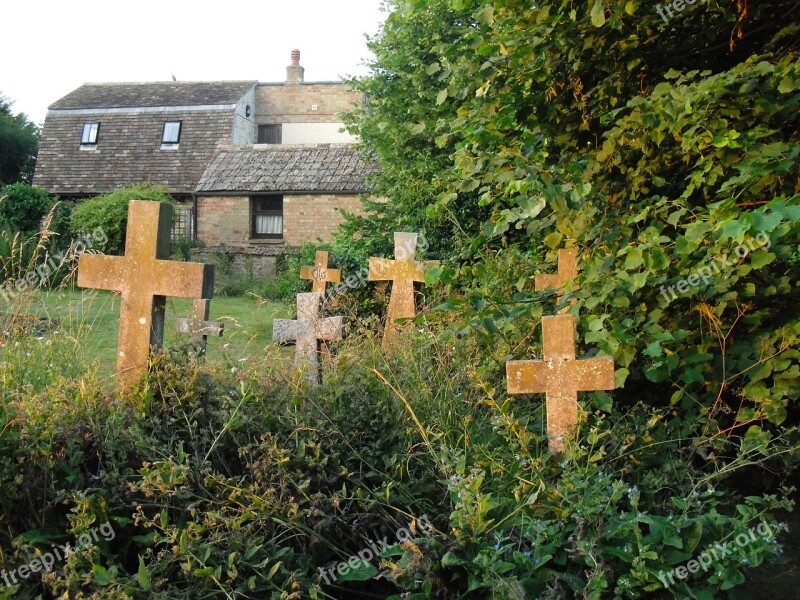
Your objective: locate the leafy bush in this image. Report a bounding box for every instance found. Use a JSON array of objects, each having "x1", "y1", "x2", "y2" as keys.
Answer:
[
  {"x1": 0, "y1": 183, "x2": 57, "y2": 234},
  {"x1": 69, "y1": 184, "x2": 174, "y2": 255}
]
